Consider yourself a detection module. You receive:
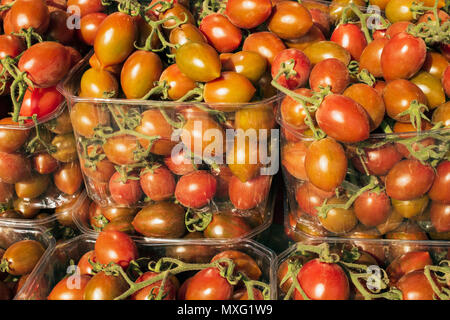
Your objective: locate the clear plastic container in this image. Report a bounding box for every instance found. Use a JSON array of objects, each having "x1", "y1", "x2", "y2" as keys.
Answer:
[
  {"x1": 277, "y1": 100, "x2": 450, "y2": 240},
  {"x1": 0, "y1": 220, "x2": 55, "y2": 299},
  {"x1": 0, "y1": 103, "x2": 84, "y2": 210},
  {"x1": 16, "y1": 234, "x2": 277, "y2": 300},
  {"x1": 276, "y1": 236, "x2": 450, "y2": 300}
]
